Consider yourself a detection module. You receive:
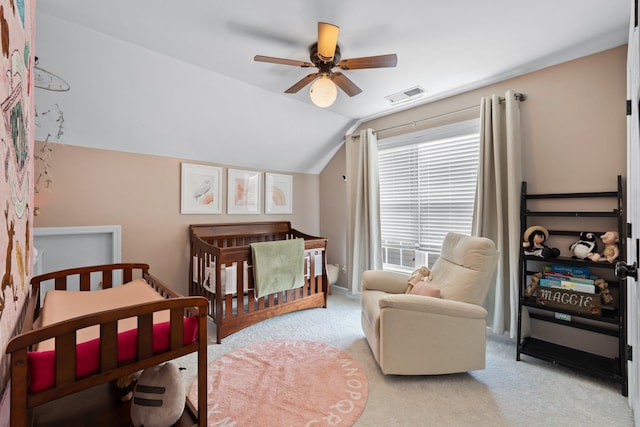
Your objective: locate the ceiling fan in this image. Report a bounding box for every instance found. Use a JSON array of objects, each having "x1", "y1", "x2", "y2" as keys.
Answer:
[{"x1": 254, "y1": 22, "x2": 397, "y2": 107}]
